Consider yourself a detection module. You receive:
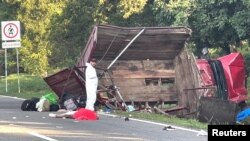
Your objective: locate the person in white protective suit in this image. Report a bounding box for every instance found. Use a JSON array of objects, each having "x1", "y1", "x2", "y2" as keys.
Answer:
[{"x1": 85, "y1": 58, "x2": 98, "y2": 111}]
